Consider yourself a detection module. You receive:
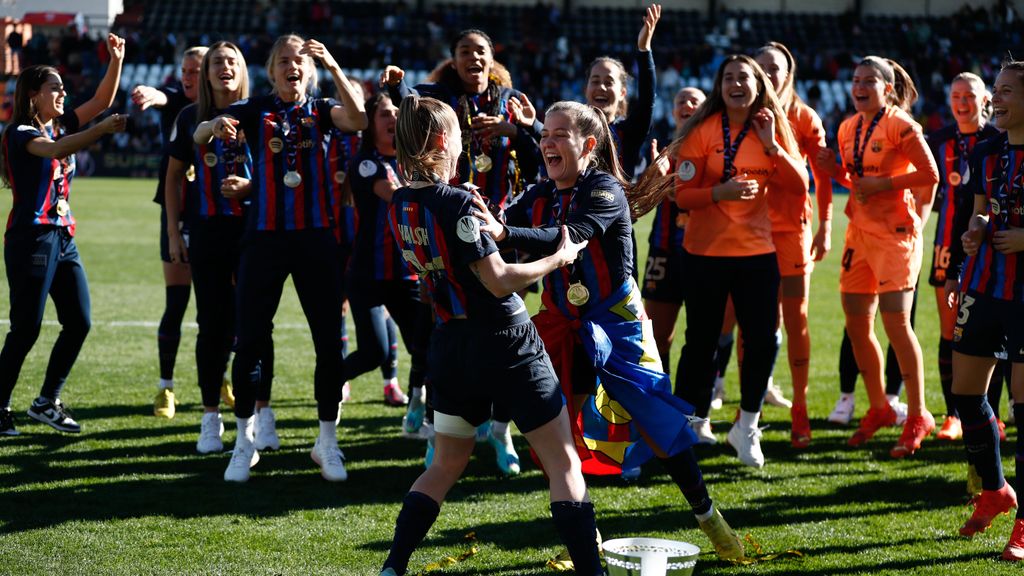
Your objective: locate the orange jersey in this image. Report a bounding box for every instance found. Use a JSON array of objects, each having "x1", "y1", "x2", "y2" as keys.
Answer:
[
  {"x1": 837, "y1": 106, "x2": 938, "y2": 237},
  {"x1": 674, "y1": 114, "x2": 806, "y2": 257},
  {"x1": 769, "y1": 101, "x2": 830, "y2": 233}
]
